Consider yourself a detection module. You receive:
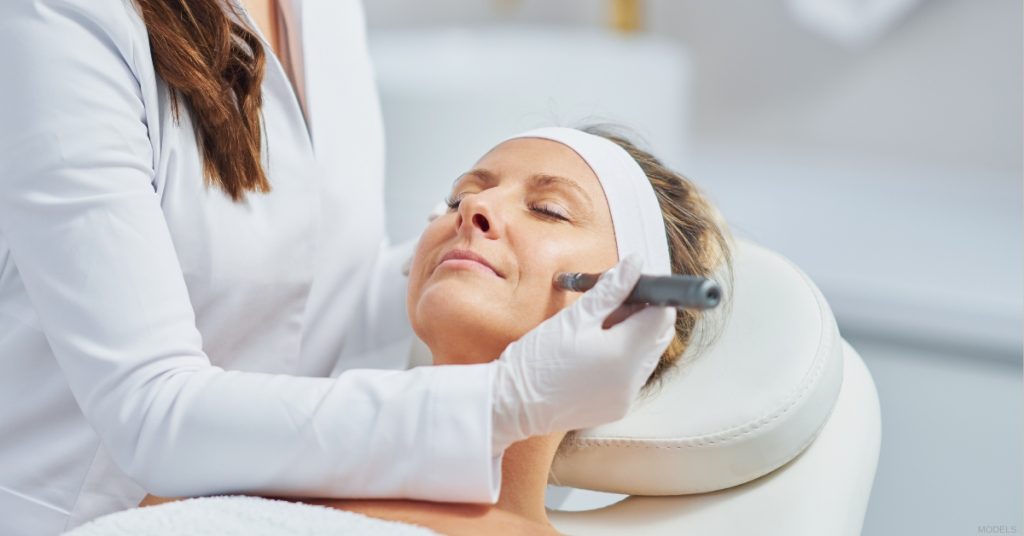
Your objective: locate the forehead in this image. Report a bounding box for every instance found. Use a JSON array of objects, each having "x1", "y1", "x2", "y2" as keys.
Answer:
[{"x1": 471, "y1": 138, "x2": 605, "y2": 199}]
